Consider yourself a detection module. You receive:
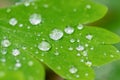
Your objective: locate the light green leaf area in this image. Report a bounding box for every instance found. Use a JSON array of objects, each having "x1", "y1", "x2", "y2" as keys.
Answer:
[
  {"x1": 0, "y1": 43, "x2": 45, "y2": 80},
  {"x1": 0, "y1": 0, "x2": 120, "y2": 80}
]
